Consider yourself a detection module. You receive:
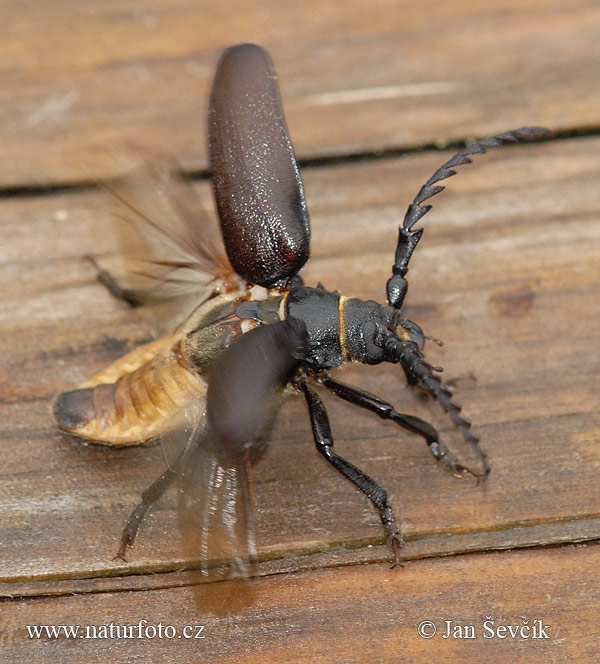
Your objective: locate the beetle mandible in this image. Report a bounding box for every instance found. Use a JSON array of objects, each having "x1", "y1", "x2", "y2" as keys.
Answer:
[{"x1": 53, "y1": 43, "x2": 548, "y2": 572}]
